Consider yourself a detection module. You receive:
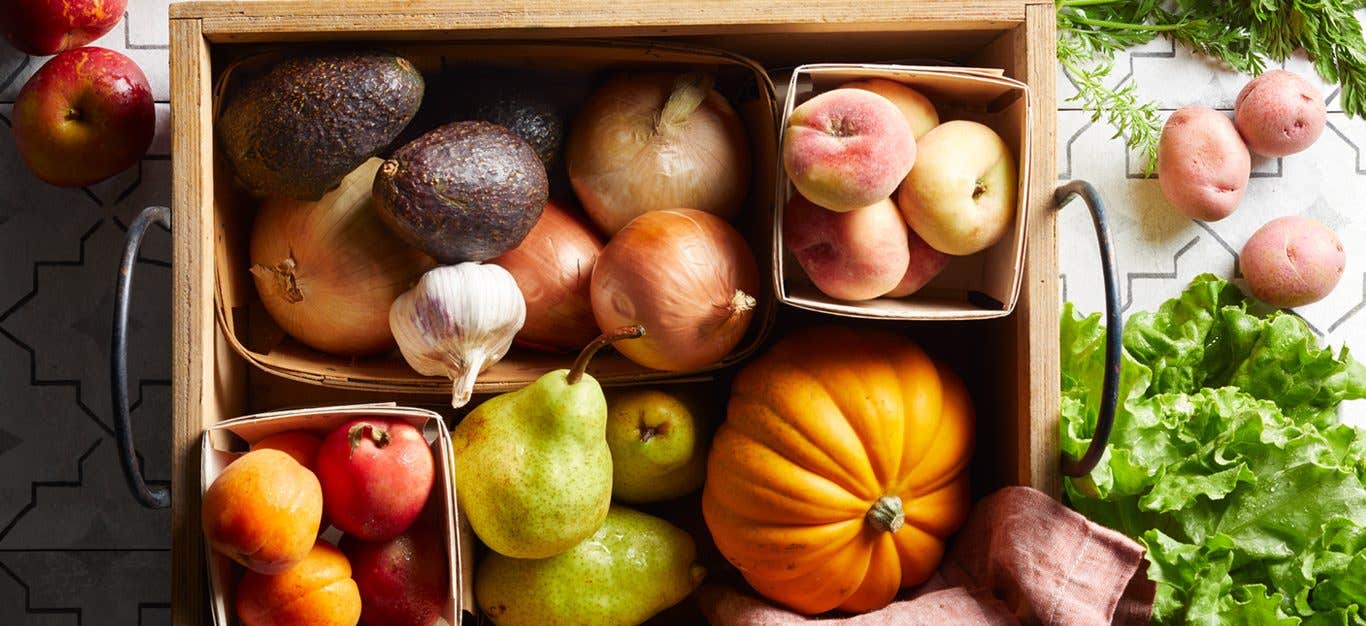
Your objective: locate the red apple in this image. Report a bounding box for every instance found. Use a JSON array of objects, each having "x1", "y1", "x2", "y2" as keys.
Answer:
[
  {"x1": 11, "y1": 46, "x2": 153, "y2": 187},
  {"x1": 317, "y1": 418, "x2": 435, "y2": 541},
  {"x1": 0, "y1": 0, "x2": 127, "y2": 56},
  {"x1": 340, "y1": 522, "x2": 448, "y2": 626}
]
